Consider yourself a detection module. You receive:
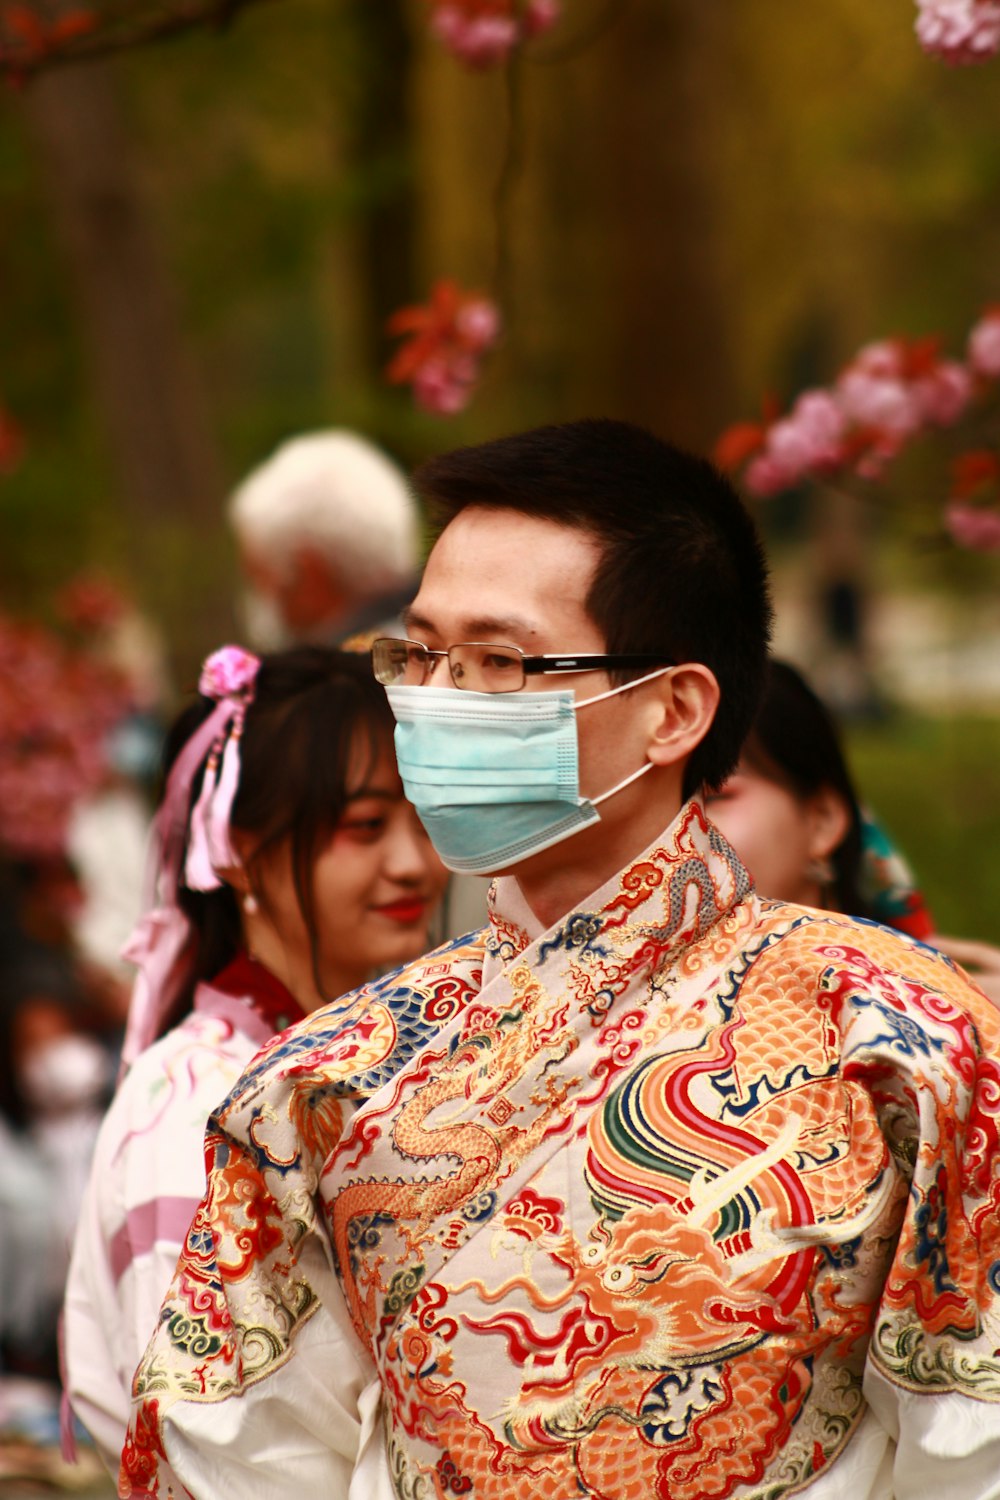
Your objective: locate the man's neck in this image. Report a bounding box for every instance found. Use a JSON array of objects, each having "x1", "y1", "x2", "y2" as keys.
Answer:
[{"x1": 512, "y1": 786, "x2": 687, "y2": 931}]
